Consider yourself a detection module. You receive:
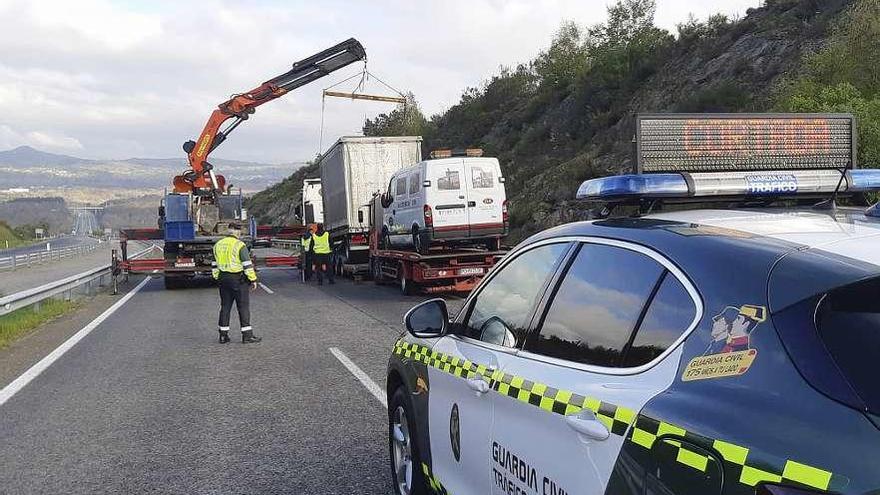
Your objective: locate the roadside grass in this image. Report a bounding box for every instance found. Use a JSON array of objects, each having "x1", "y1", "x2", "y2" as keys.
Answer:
[{"x1": 0, "y1": 299, "x2": 78, "y2": 348}]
